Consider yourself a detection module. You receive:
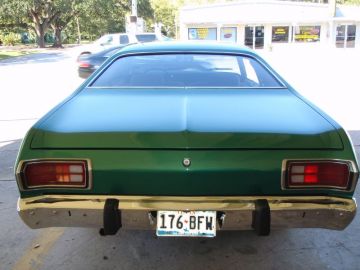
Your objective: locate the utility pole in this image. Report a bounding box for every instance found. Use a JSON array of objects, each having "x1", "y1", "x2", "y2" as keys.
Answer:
[
  {"x1": 76, "y1": 16, "x2": 81, "y2": 44},
  {"x1": 130, "y1": 0, "x2": 138, "y2": 35},
  {"x1": 132, "y1": 0, "x2": 137, "y2": 17}
]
